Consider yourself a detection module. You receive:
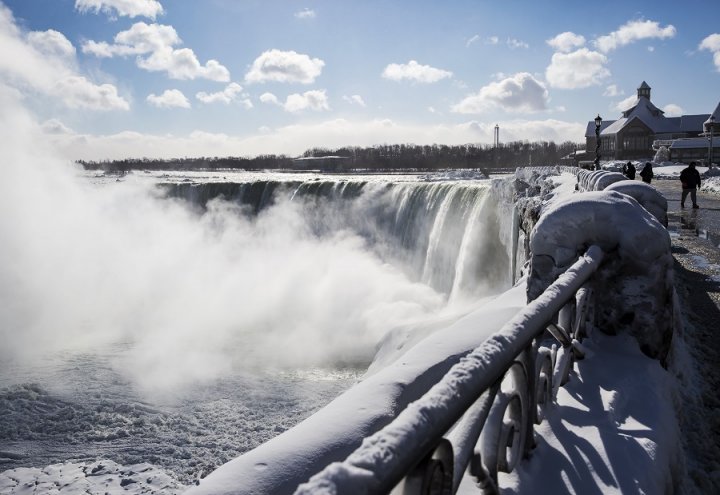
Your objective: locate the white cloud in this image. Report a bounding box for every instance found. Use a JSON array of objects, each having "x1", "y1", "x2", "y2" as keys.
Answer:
[
  {"x1": 382, "y1": 60, "x2": 452, "y2": 84},
  {"x1": 41, "y1": 118, "x2": 75, "y2": 135},
  {"x1": 507, "y1": 38, "x2": 529, "y2": 50},
  {"x1": 294, "y1": 8, "x2": 316, "y2": 19},
  {"x1": 452, "y1": 73, "x2": 549, "y2": 114},
  {"x1": 662, "y1": 103, "x2": 683, "y2": 117},
  {"x1": 196, "y1": 82, "x2": 248, "y2": 105},
  {"x1": 546, "y1": 32, "x2": 586, "y2": 53},
  {"x1": 603, "y1": 84, "x2": 623, "y2": 97},
  {"x1": 699, "y1": 34, "x2": 720, "y2": 71},
  {"x1": 48, "y1": 118, "x2": 585, "y2": 161},
  {"x1": 614, "y1": 95, "x2": 637, "y2": 112},
  {"x1": 647, "y1": 46, "x2": 655, "y2": 52},
  {"x1": 595, "y1": 19, "x2": 676, "y2": 53},
  {"x1": 545, "y1": 48, "x2": 610, "y2": 89},
  {"x1": 260, "y1": 92, "x2": 280, "y2": 105},
  {"x1": 0, "y1": 5, "x2": 129, "y2": 111},
  {"x1": 284, "y1": 90, "x2": 329, "y2": 112},
  {"x1": 82, "y1": 22, "x2": 230, "y2": 81},
  {"x1": 486, "y1": 36, "x2": 499, "y2": 45},
  {"x1": 56, "y1": 76, "x2": 130, "y2": 110},
  {"x1": 466, "y1": 34, "x2": 480, "y2": 47},
  {"x1": 259, "y1": 90, "x2": 330, "y2": 112},
  {"x1": 342, "y1": 94, "x2": 366, "y2": 107},
  {"x1": 75, "y1": 0, "x2": 164, "y2": 19},
  {"x1": 147, "y1": 89, "x2": 190, "y2": 109},
  {"x1": 27, "y1": 30, "x2": 76, "y2": 58},
  {"x1": 245, "y1": 49, "x2": 324, "y2": 84}
]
